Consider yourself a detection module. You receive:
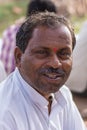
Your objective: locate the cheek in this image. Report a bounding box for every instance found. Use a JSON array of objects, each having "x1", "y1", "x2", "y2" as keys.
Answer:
[
  {"x1": 63, "y1": 59, "x2": 72, "y2": 73},
  {"x1": 21, "y1": 54, "x2": 46, "y2": 76},
  {"x1": 21, "y1": 57, "x2": 39, "y2": 75},
  {"x1": 20, "y1": 55, "x2": 32, "y2": 73}
]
